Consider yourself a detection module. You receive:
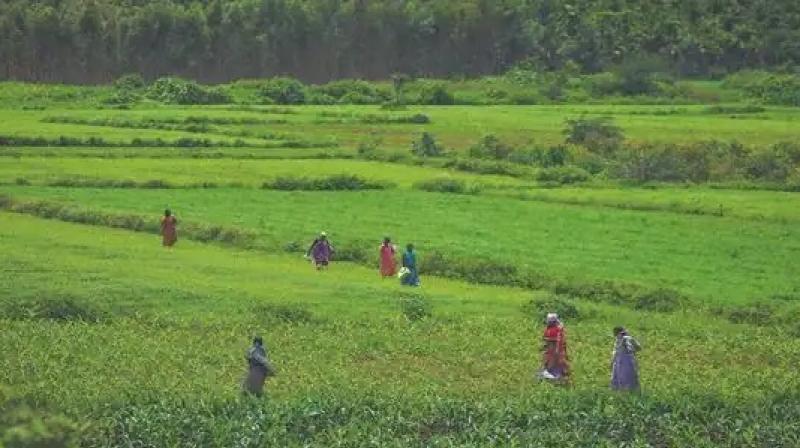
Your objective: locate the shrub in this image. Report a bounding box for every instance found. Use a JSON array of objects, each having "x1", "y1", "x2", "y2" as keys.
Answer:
[
  {"x1": 263, "y1": 175, "x2": 390, "y2": 191},
  {"x1": 585, "y1": 72, "x2": 621, "y2": 97},
  {"x1": 0, "y1": 295, "x2": 108, "y2": 322},
  {"x1": 306, "y1": 91, "x2": 336, "y2": 105},
  {"x1": 314, "y1": 79, "x2": 389, "y2": 104},
  {"x1": 704, "y1": 105, "x2": 765, "y2": 115},
  {"x1": 258, "y1": 77, "x2": 307, "y2": 105},
  {"x1": 413, "y1": 178, "x2": 479, "y2": 194},
  {"x1": 524, "y1": 295, "x2": 580, "y2": 321},
  {"x1": 742, "y1": 142, "x2": 800, "y2": 182},
  {"x1": 564, "y1": 117, "x2": 624, "y2": 155},
  {"x1": 146, "y1": 77, "x2": 230, "y2": 105},
  {"x1": 633, "y1": 288, "x2": 684, "y2": 312},
  {"x1": 397, "y1": 292, "x2": 432, "y2": 322},
  {"x1": 114, "y1": 73, "x2": 146, "y2": 91},
  {"x1": 740, "y1": 73, "x2": 800, "y2": 106},
  {"x1": 721, "y1": 303, "x2": 776, "y2": 326},
  {"x1": 535, "y1": 166, "x2": 590, "y2": 184},
  {"x1": 614, "y1": 54, "x2": 668, "y2": 95},
  {"x1": 611, "y1": 143, "x2": 711, "y2": 183},
  {"x1": 0, "y1": 387, "x2": 81, "y2": 448},
  {"x1": 443, "y1": 158, "x2": 531, "y2": 177},
  {"x1": 253, "y1": 304, "x2": 316, "y2": 324},
  {"x1": 411, "y1": 132, "x2": 444, "y2": 157},
  {"x1": 468, "y1": 135, "x2": 514, "y2": 160},
  {"x1": 416, "y1": 81, "x2": 455, "y2": 105}
]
